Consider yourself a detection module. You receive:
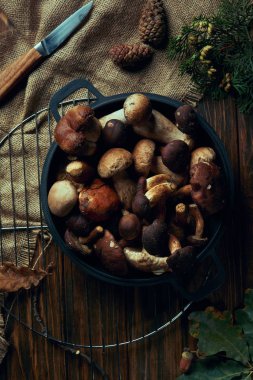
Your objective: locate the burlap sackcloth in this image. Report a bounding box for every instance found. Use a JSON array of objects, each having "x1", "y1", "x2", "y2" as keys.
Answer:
[{"x1": 0, "y1": 0, "x2": 220, "y2": 364}]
